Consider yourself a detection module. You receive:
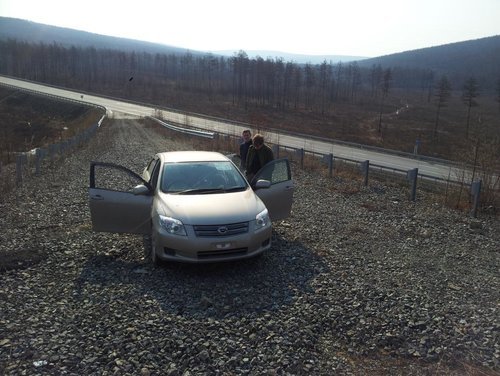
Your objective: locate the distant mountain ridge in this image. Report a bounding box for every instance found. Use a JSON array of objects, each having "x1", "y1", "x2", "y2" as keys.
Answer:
[
  {"x1": 0, "y1": 17, "x2": 197, "y2": 56},
  {"x1": 1, "y1": 17, "x2": 499, "y2": 88},
  {"x1": 359, "y1": 36, "x2": 500, "y2": 74},
  {"x1": 358, "y1": 35, "x2": 500, "y2": 90},
  {"x1": 0, "y1": 17, "x2": 364, "y2": 64}
]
